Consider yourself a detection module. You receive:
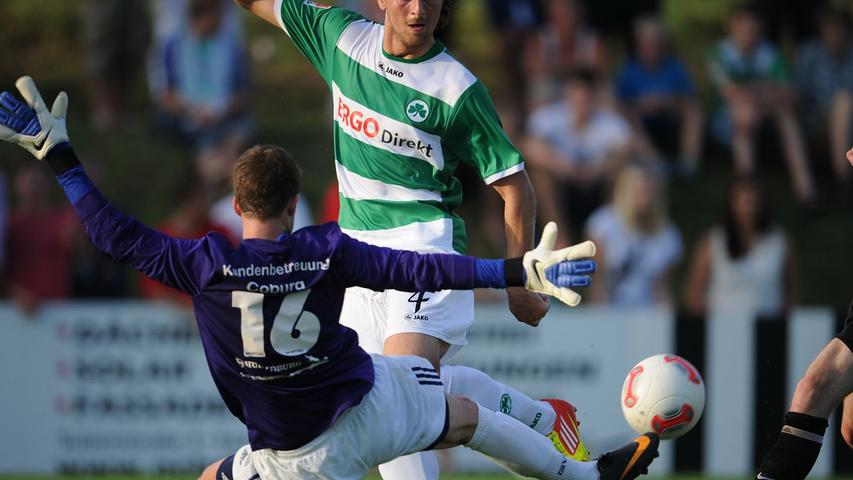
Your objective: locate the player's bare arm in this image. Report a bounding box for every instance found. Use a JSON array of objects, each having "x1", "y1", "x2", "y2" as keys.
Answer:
[
  {"x1": 847, "y1": 147, "x2": 853, "y2": 167},
  {"x1": 492, "y1": 170, "x2": 551, "y2": 326}
]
